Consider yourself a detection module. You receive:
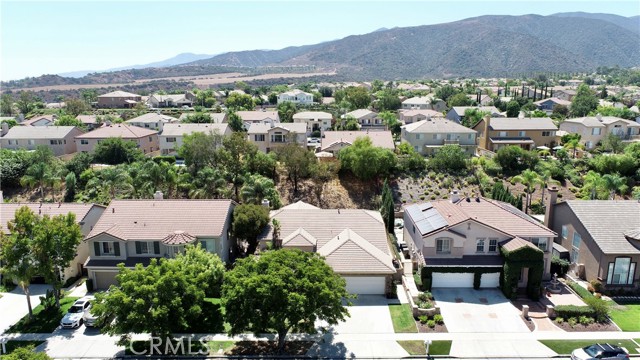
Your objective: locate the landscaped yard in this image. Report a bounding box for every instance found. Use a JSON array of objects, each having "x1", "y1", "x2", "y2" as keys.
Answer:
[
  {"x1": 397, "y1": 340, "x2": 452, "y2": 355},
  {"x1": 7, "y1": 297, "x2": 79, "y2": 333},
  {"x1": 3, "y1": 341, "x2": 44, "y2": 354},
  {"x1": 609, "y1": 303, "x2": 640, "y2": 331},
  {"x1": 540, "y1": 340, "x2": 639, "y2": 355},
  {"x1": 388, "y1": 304, "x2": 418, "y2": 333}
]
